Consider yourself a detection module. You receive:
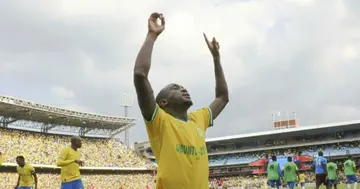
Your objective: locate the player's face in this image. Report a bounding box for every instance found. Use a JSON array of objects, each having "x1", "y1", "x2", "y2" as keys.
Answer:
[
  {"x1": 166, "y1": 84, "x2": 193, "y2": 107},
  {"x1": 76, "y1": 139, "x2": 82, "y2": 148},
  {"x1": 16, "y1": 158, "x2": 24, "y2": 166}
]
